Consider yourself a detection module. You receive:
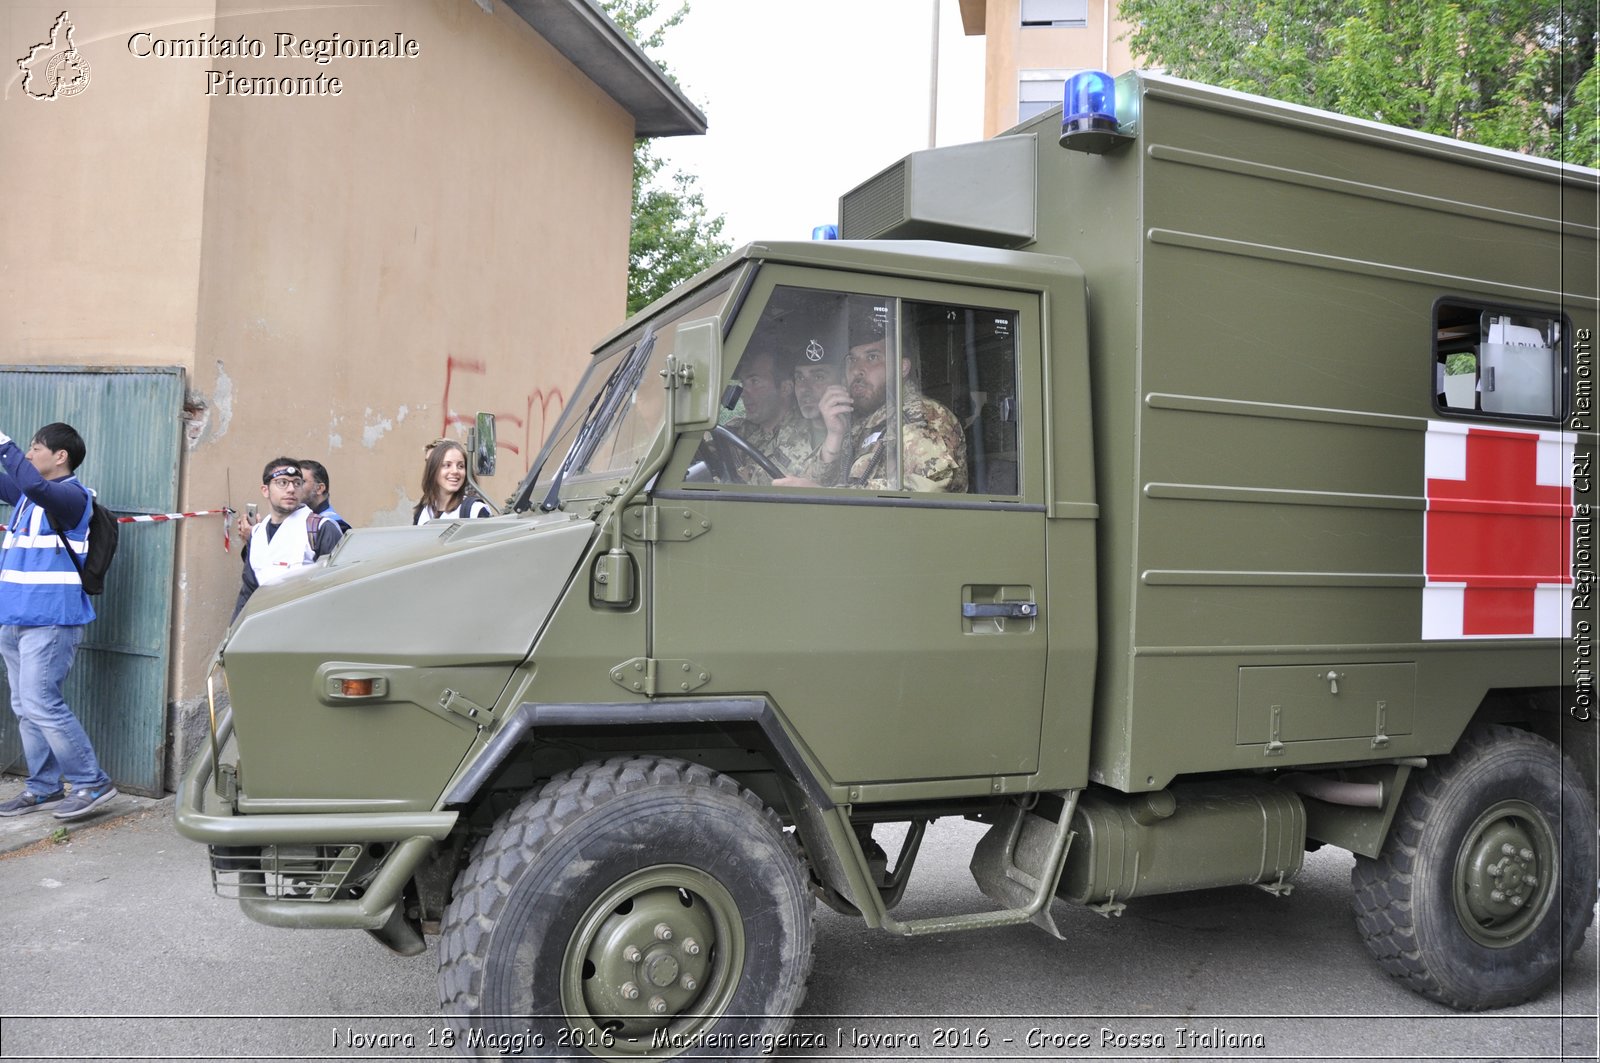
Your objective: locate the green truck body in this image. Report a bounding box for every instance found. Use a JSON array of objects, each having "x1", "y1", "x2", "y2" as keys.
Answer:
[{"x1": 177, "y1": 72, "x2": 1598, "y2": 1053}]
